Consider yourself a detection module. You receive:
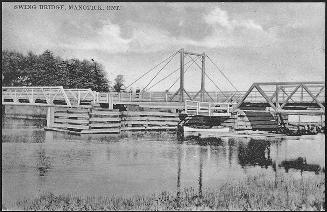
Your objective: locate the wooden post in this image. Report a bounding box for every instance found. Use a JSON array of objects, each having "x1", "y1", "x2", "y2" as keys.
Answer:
[
  {"x1": 180, "y1": 49, "x2": 185, "y2": 102},
  {"x1": 275, "y1": 85, "x2": 279, "y2": 111},
  {"x1": 46, "y1": 107, "x2": 55, "y2": 128},
  {"x1": 14, "y1": 89, "x2": 18, "y2": 103},
  {"x1": 184, "y1": 100, "x2": 187, "y2": 114},
  {"x1": 77, "y1": 91, "x2": 81, "y2": 106},
  {"x1": 108, "y1": 94, "x2": 113, "y2": 109},
  {"x1": 196, "y1": 101, "x2": 199, "y2": 115},
  {"x1": 30, "y1": 89, "x2": 34, "y2": 103}
]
